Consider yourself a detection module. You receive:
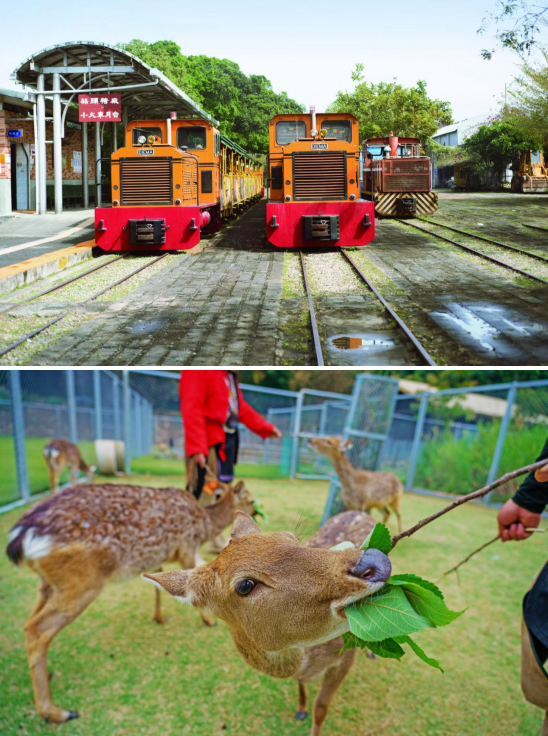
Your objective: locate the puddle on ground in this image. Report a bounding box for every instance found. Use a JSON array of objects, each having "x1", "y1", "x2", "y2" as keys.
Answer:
[
  {"x1": 128, "y1": 319, "x2": 165, "y2": 335},
  {"x1": 331, "y1": 335, "x2": 395, "y2": 350}
]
